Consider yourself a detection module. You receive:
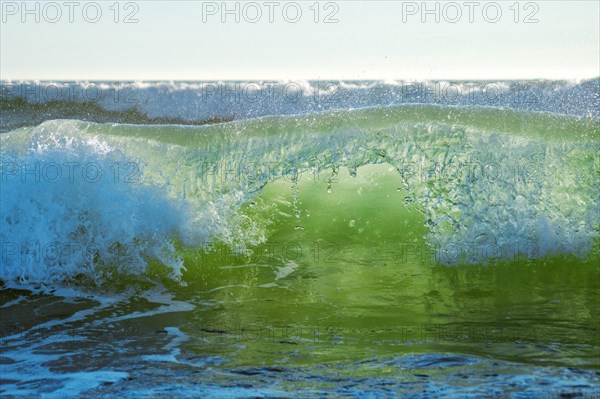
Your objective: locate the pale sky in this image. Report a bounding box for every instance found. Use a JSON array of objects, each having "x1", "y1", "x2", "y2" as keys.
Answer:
[{"x1": 1, "y1": 1, "x2": 598, "y2": 80}]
